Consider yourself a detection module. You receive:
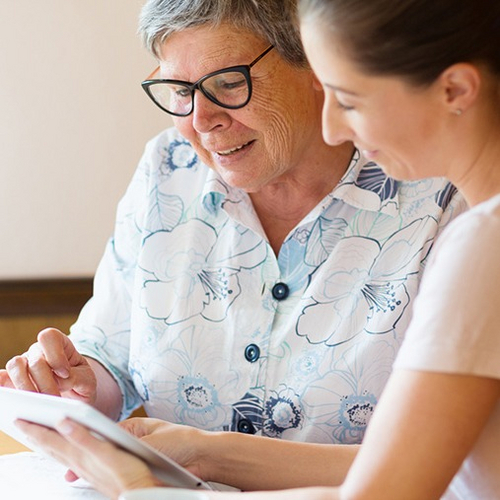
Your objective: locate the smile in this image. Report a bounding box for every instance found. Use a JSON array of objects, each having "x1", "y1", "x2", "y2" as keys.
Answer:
[{"x1": 216, "y1": 140, "x2": 254, "y2": 156}]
